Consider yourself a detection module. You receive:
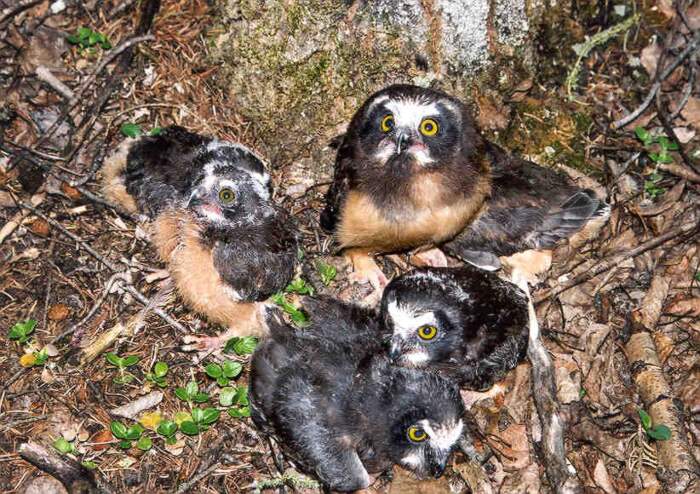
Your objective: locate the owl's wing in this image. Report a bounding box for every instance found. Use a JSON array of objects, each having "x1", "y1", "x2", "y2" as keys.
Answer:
[
  {"x1": 124, "y1": 126, "x2": 211, "y2": 216},
  {"x1": 319, "y1": 142, "x2": 354, "y2": 233},
  {"x1": 444, "y1": 142, "x2": 607, "y2": 262},
  {"x1": 212, "y1": 207, "x2": 298, "y2": 301}
]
